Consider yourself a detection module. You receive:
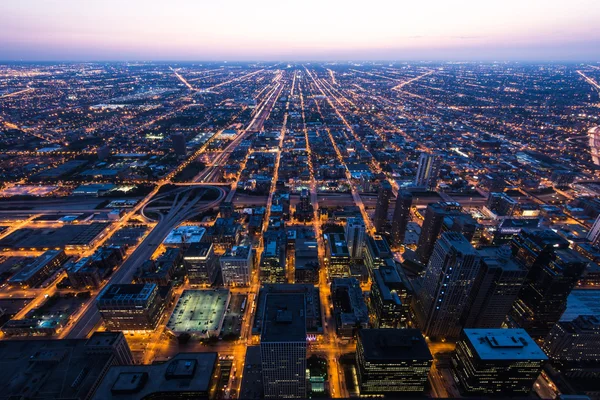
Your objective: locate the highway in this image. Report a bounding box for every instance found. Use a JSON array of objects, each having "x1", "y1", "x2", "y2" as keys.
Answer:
[{"x1": 66, "y1": 185, "x2": 226, "y2": 339}]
